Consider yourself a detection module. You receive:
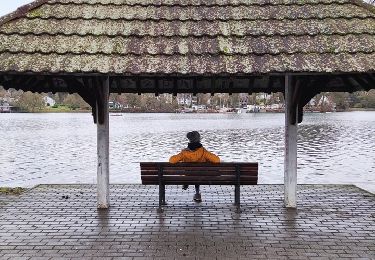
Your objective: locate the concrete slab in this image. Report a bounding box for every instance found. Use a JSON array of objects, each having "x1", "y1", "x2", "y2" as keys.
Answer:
[{"x1": 0, "y1": 185, "x2": 374, "y2": 259}]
